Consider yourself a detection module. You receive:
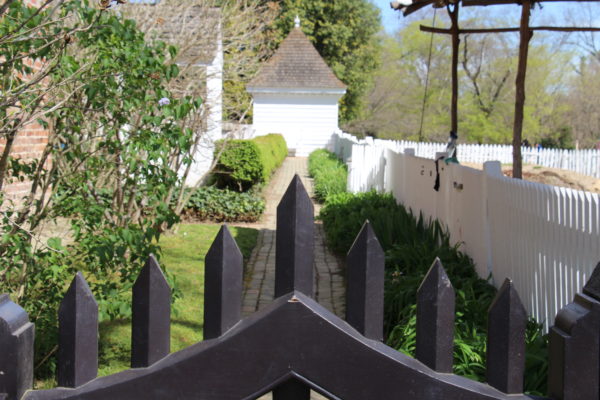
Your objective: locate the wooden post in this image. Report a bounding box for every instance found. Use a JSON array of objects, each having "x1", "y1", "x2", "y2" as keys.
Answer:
[
  {"x1": 273, "y1": 379, "x2": 311, "y2": 400},
  {"x1": 273, "y1": 176, "x2": 314, "y2": 400},
  {"x1": 449, "y1": 3, "x2": 460, "y2": 134},
  {"x1": 486, "y1": 279, "x2": 527, "y2": 394},
  {"x1": 0, "y1": 295, "x2": 34, "y2": 400},
  {"x1": 275, "y1": 175, "x2": 314, "y2": 298},
  {"x1": 58, "y1": 273, "x2": 98, "y2": 388},
  {"x1": 548, "y1": 261, "x2": 600, "y2": 399},
  {"x1": 204, "y1": 225, "x2": 243, "y2": 340},
  {"x1": 416, "y1": 258, "x2": 455, "y2": 372},
  {"x1": 131, "y1": 255, "x2": 171, "y2": 367},
  {"x1": 512, "y1": 0, "x2": 533, "y2": 179},
  {"x1": 346, "y1": 221, "x2": 385, "y2": 341}
]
